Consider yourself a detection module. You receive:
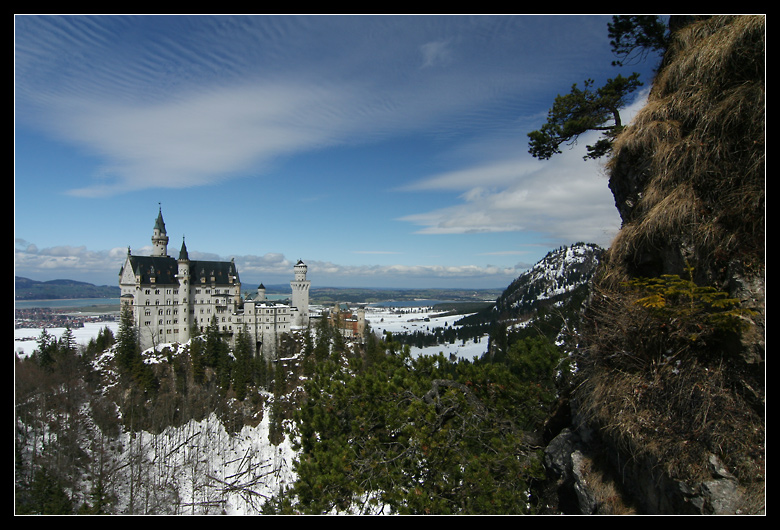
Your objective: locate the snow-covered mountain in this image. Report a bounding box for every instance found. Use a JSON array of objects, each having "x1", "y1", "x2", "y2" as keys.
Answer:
[{"x1": 494, "y1": 242, "x2": 603, "y2": 318}]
